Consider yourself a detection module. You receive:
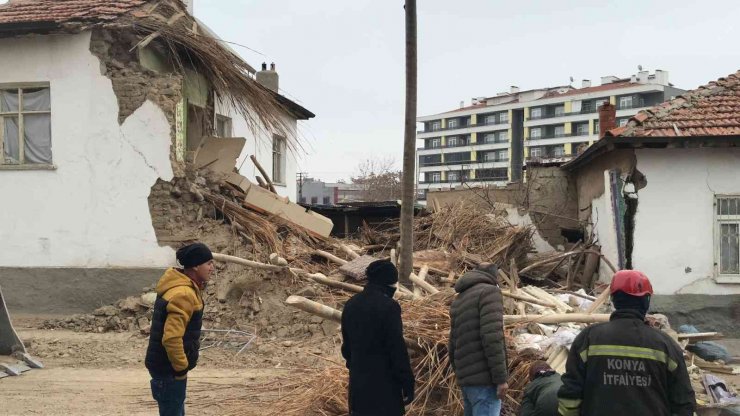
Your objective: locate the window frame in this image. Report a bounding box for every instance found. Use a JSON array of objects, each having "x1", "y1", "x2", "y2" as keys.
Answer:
[
  {"x1": 530, "y1": 107, "x2": 542, "y2": 119},
  {"x1": 530, "y1": 127, "x2": 542, "y2": 139},
  {"x1": 619, "y1": 96, "x2": 633, "y2": 109},
  {"x1": 0, "y1": 83, "x2": 53, "y2": 169},
  {"x1": 447, "y1": 119, "x2": 458, "y2": 129},
  {"x1": 430, "y1": 121, "x2": 441, "y2": 131},
  {"x1": 215, "y1": 114, "x2": 233, "y2": 138},
  {"x1": 499, "y1": 112, "x2": 509, "y2": 124},
  {"x1": 715, "y1": 195, "x2": 740, "y2": 282},
  {"x1": 530, "y1": 146, "x2": 543, "y2": 158},
  {"x1": 430, "y1": 172, "x2": 441, "y2": 182},
  {"x1": 429, "y1": 137, "x2": 441, "y2": 148},
  {"x1": 272, "y1": 135, "x2": 287, "y2": 185}
]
